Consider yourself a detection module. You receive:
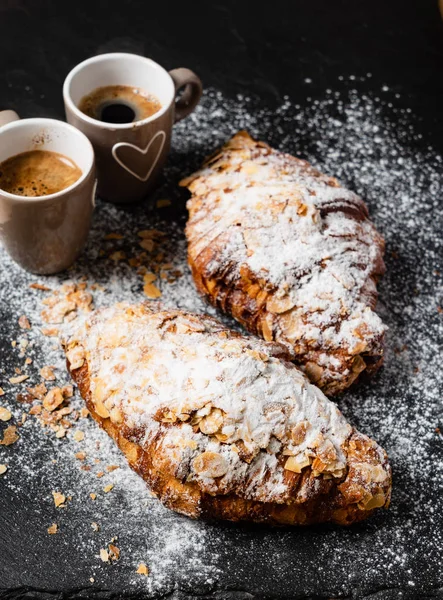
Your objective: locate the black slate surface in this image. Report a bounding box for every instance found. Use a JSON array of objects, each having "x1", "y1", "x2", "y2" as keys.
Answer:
[{"x1": 1, "y1": 1, "x2": 443, "y2": 599}]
